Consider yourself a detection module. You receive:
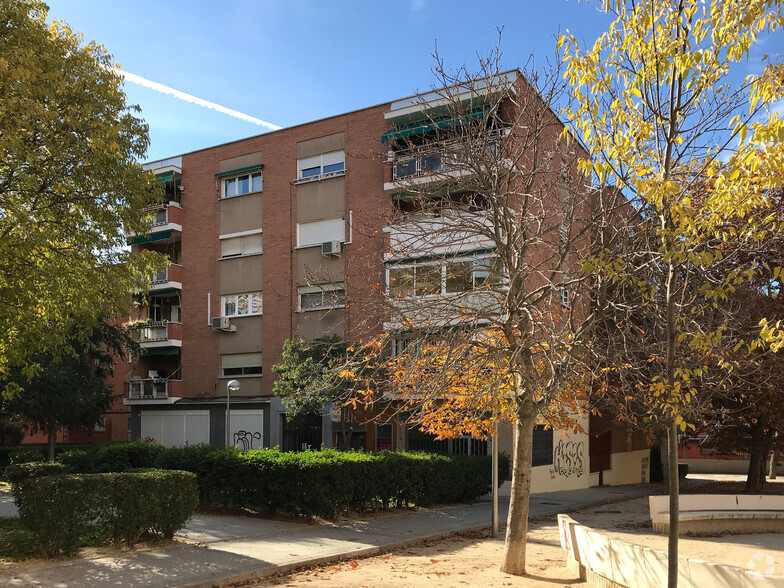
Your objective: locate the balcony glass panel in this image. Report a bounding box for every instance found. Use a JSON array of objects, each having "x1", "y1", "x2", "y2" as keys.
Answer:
[
  {"x1": 388, "y1": 267, "x2": 414, "y2": 298},
  {"x1": 415, "y1": 265, "x2": 441, "y2": 296}
]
